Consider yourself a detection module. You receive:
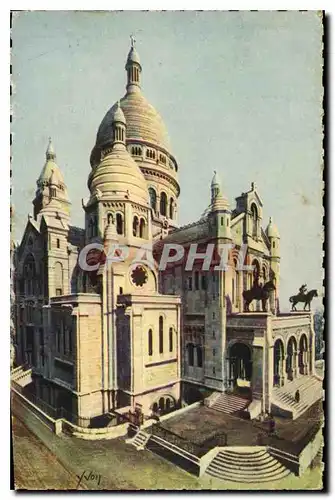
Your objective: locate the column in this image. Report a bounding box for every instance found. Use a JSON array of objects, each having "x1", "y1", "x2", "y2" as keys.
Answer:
[
  {"x1": 225, "y1": 357, "x2": 230, "y2": 389},
  {"x1": 304, "y1": 350, "x2": 309, "y2": 375},
  {"x1": 251, "y1": 347, "x2": 264, "y2": 405},
  {"x1": 194, "y1": 345, "x2": 198, "y2": 369},
  {"x1": 293, "y1": 350, "x2": 298, "y2": 379},
  {"x1": 280, "y1": 356, "x2": 286, "y2": 386}
]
